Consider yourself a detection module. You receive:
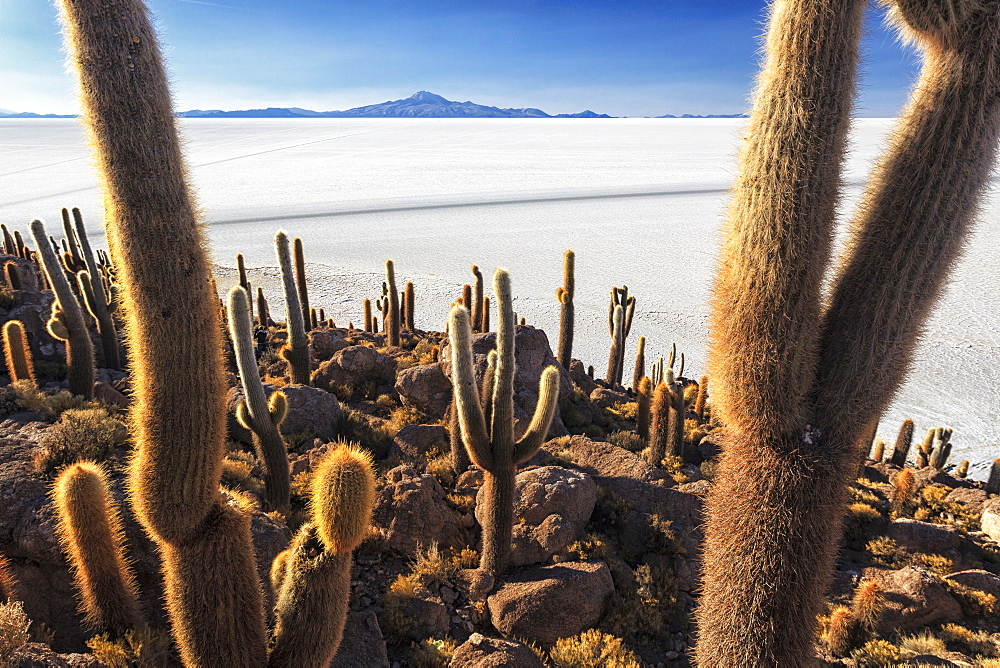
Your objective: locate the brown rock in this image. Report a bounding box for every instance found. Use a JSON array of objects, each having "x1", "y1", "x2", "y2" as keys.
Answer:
[
  {"x1": 589, "y1": 386, "x2": 629, "y2": 408},
  {"x1": 568, "y1": 359, "x2": 597, "y2": 396},
  {"x1": 390, "y1": 425, "x2": 448, "y2": 465},
  {"x1": 477, "y1": 467, "x2": 596, "y2": 568},
  {"x1": 330, "y1": 610, "x2": 390, "y2": 667},
  {"x1": 944, "y1": 487, "x2": 988, "y2": 515},
  {"x1": 456, "y1": 568, "x2": 495, "y2": 600},
  {"x1": 887, "y1": 519, "x2": 961, "y2": 555},
  {"x1": 395, "y1": 363, "x2": 452, "y2": 419},
  {"x1": 487, "y1": 561, "x2": 614, "y2": 646},
  {"x1": 92, "y1": 381, "x2": 128, "y2": 410},
  {"x1": 9, "y1": 643, "x2": 104, "y2": 667},
  {"x1": 449, "y1": 633, "x2": 545, "y2": 668},
  {"x1": 311, "y1": 345, "x2": 396, "y2": 397},
  {"x1": 980, "y1": 498, "x2": 1000, "y2": 543},
  {"x1": 309, "y1": 329, "x2": 350, "y2": 363},
  {"x1": 944, "y1": 569, "x2": 1000, "y2": 601},
  {"x1": 371, "y1": 466, "x2": 464, "y2": 555},
  {"x1": 864, "y1": 566, "x2": 962, "y2": 632},
  {"x1": 227, "y1": 383, "x2": 341, "y2": 443}
]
